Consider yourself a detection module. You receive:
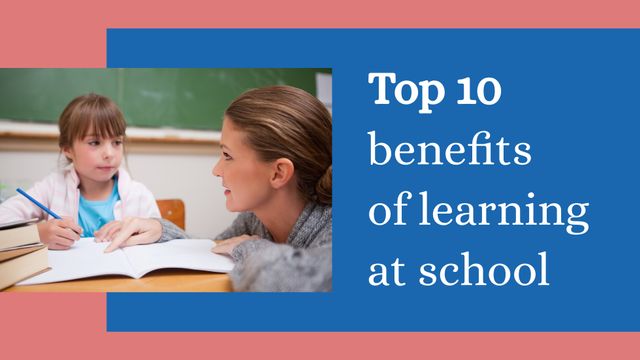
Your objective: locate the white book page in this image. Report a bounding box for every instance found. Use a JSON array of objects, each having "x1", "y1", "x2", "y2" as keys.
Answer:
[
  {"x1": 18, "y1": 238, "x2": 134, "y2": 285},
  {"x1": 122, "y1": 239, "x2": 235, "y2": 278}
]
